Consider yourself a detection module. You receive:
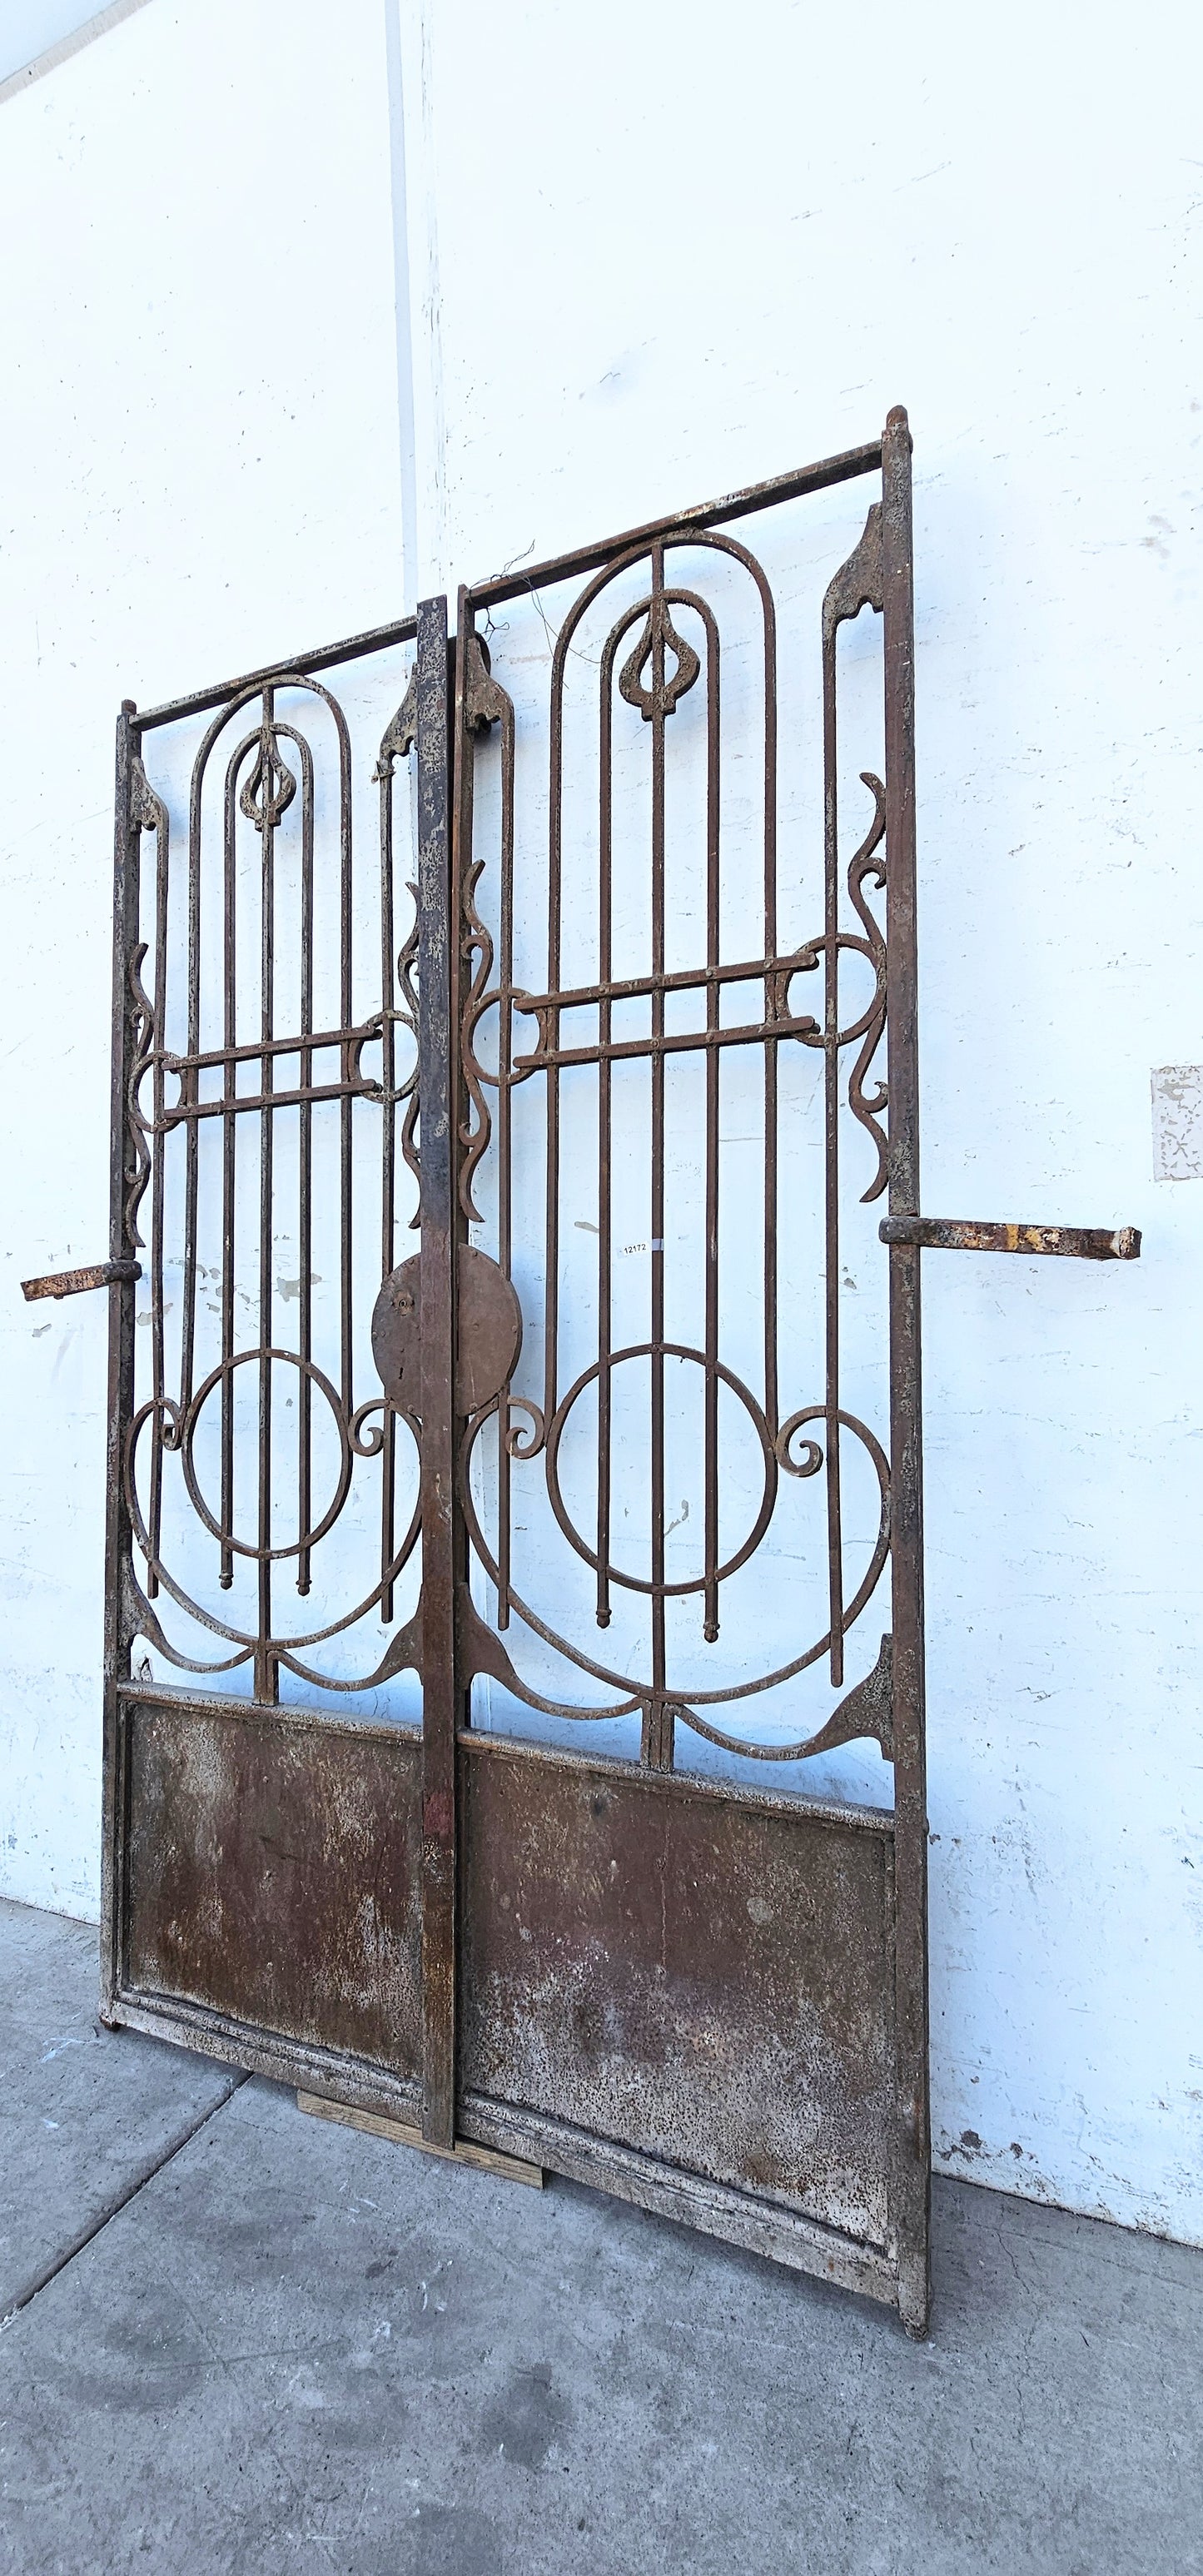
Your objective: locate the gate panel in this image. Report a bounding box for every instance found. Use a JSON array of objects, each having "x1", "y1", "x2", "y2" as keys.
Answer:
[
  {"x1": 92, "y1": 416, "x2": 953, "y2": 2335},
  {"x1": 440, "y1": 416, "x2": 927, "y2": 2322},
  {"x1": 101, "y1": 616, "x2": 429, "y2": 2113}
]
